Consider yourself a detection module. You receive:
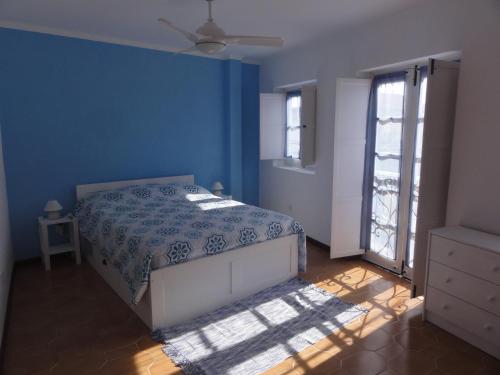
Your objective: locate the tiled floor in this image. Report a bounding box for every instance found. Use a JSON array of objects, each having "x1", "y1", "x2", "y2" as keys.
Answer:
[{"x1": 2, "y1": 242, "x2": 500, "y2": 375}]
